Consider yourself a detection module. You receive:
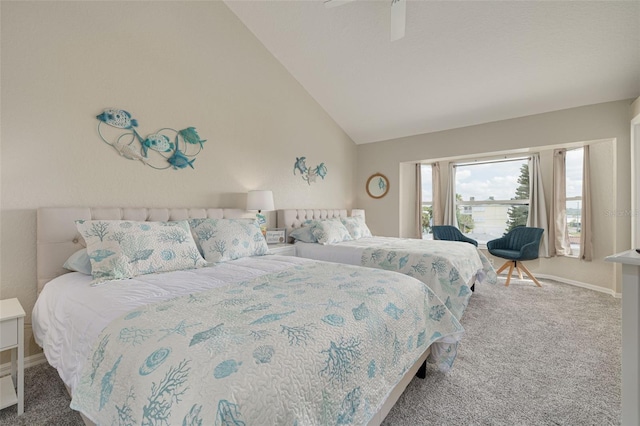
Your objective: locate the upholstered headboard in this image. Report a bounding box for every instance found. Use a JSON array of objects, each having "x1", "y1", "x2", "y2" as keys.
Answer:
[
  {"x1": 276, "y1": 209, "x2": 365, "y2": 242},
  {"x1": 36, "y1": 207, "x2": 253, "y2": 293}
]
